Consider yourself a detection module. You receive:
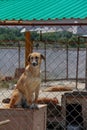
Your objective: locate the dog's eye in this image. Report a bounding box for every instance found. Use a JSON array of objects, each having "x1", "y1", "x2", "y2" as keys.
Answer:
[
  {"x1": 35, "y1": 56, "x2": 38, "y2": 60},
  {"x1": 30, "y1": 57, "x2": 33, "y2": 60}
]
